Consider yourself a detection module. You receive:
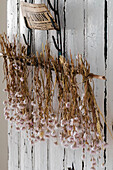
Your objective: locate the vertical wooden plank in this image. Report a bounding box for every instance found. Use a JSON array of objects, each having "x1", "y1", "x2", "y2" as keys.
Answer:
[
  {"x1": 65, "y1": 0, "x2": 84, "y2": 169},
  {"x1": 107, "y1": 0, "x2": 113, "y2": 169},
  {"x1": 103, "y1": 1, "x2": 107, "y2": 169},
  {"x1": 7, "y1": 0, "x2": 21, "y2": 170},
  {"x1": 34, "y1": 0, "x2": 48, "y2": 169},
  {"x1": 48, "y1": 142, "x2": 64, "y2": 170},
  {"x1": 47, "y1": 1, "x2": 65, "y2": 170},
  {"x1": 17, "y1": 1, "x2": 21, "y2": 170},
  {"x1": 47, "y1": 73, "x2": 64, "y2": 170},
  {"x1": 20, "y1": 1, "x2": 31, "y2": 170},
  {"x1": 19, "y1": 2, "x2": 26, "y2": 170},
  {"x1": 35, "y1": 0, "x2": 48, "y2": 52},
  {"x1": 66, "y1": 0, "x2": 84, "y2": 56},
  {"x1": 7, "y1": 0, "x2": 112, "y2": 170},
  {"x1": 85, "y1": 0, "x2": 105, "y2": 169},
  {"x1": 20, "y1": 0, "x2": 36, "y2": 170},
  {"x1": 7, "y1": 0, "x2": 18, "y2": 39}
]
